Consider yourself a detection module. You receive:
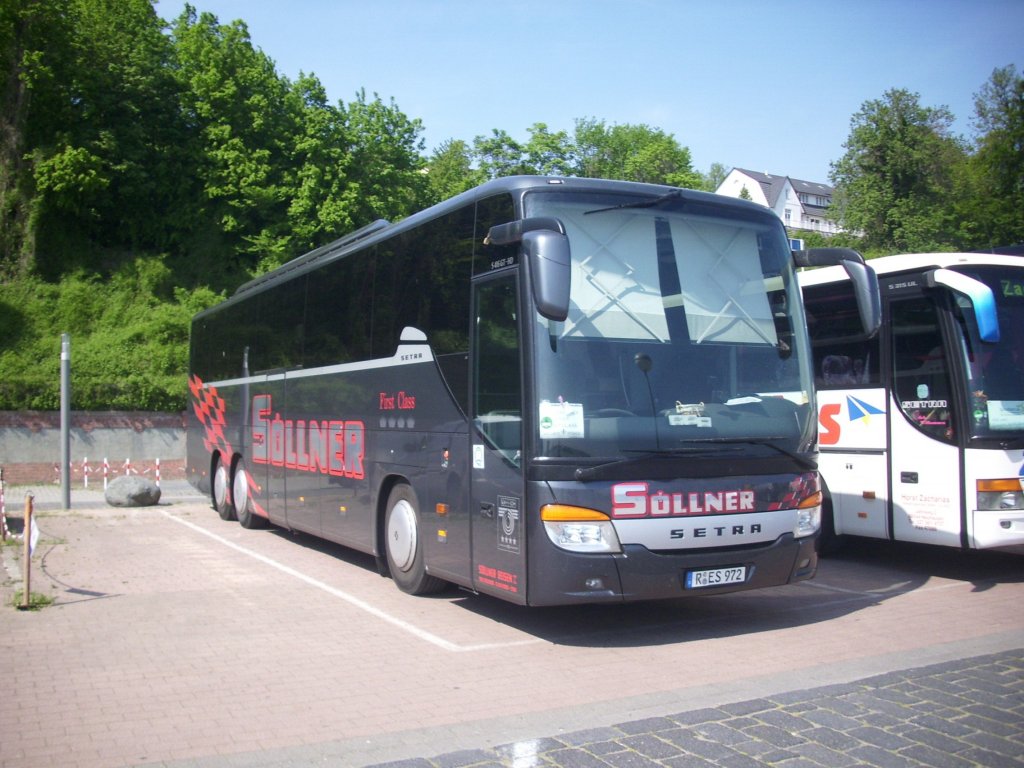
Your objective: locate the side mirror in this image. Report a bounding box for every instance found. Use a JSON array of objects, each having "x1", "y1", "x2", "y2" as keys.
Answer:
[
  {"x1": 523, "y1": 230, "x2": 570, "y2": 321},
  {"x1": 927, "y1": 268, "x2": 1000, "y2": 342},
  {"x1": 795, "y1": 247, "x2": 881, "y2": 338},
  {"x1": 486, "y1": 217, "x2": 571, "y2": 322},
  {"x1": 840, "y1": 260, "x2": 881, "y2": 339}
]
